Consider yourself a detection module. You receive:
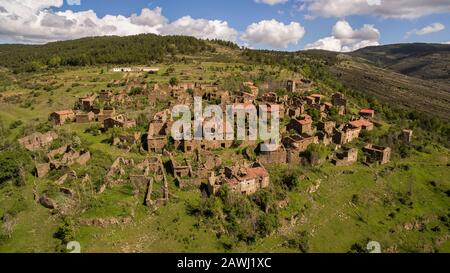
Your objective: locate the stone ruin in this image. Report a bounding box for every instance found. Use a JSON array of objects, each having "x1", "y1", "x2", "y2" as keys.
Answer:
[
  {"x1": 167, "y1": 150, "x2": 222, "y2": 190},
  {"x1": 34, "y1": 145, "x2": 91, "y2": 178},
  {"x1": 332, "y1": 148, "x2": 358, "y2": 166},
  {"x1": 18, "y1": 131, "x2": 58, "y2": 152},
  {"x1": 100, "y1": 156, "x2": 169, "y2": 210}
]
